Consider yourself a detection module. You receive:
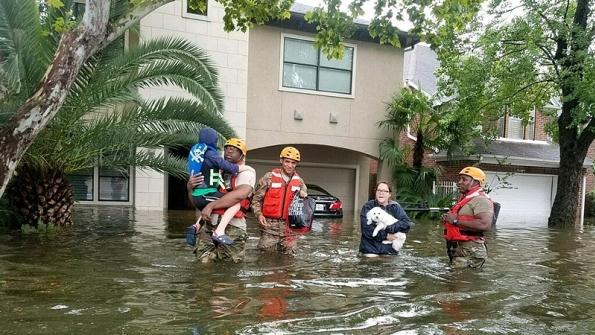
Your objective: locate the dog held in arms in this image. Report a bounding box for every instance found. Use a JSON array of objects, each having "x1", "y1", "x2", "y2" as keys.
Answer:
[{"x1": 366, "y1": 207, "x2": 407, "y2": 252}]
